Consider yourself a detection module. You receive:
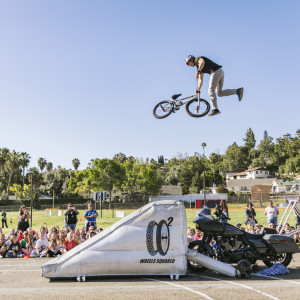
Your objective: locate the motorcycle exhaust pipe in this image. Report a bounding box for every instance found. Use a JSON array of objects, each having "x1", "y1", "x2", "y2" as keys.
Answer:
[{"x1": 187, "y1": 249, "x2": 240, "y2": 278}]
